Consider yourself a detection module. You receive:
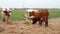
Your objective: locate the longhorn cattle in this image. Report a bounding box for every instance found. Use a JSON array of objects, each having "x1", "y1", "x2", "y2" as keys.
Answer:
[{"x1": 25, "y1": 9, "x2": 49, "y2": 26}]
